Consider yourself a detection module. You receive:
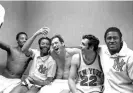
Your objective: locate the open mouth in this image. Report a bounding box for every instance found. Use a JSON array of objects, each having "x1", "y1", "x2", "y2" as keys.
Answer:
[
  {"x1": 21, "y1": 41, "x2": 26, "y2": 44},
  {"x1": 21, "y1": 42, "x2": 25, "y2": 46},
  {"x1": 54, "y1": 48, "x2": 59, "y2": 51}
]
